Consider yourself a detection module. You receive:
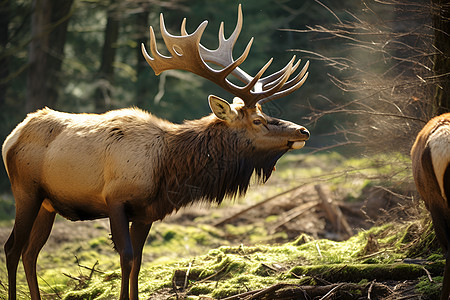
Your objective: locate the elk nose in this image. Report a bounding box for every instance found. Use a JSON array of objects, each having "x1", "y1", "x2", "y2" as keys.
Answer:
[{"x1": 298, "y1": 127, "x2": 310, "y2": 139}]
